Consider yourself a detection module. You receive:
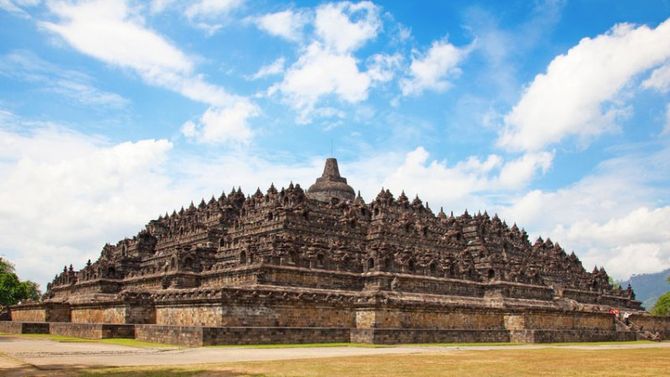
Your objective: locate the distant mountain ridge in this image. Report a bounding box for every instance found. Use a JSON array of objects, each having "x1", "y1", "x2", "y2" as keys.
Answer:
[{"x1": 622, "y1": 268, "x2": 670, "y2": 310}]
